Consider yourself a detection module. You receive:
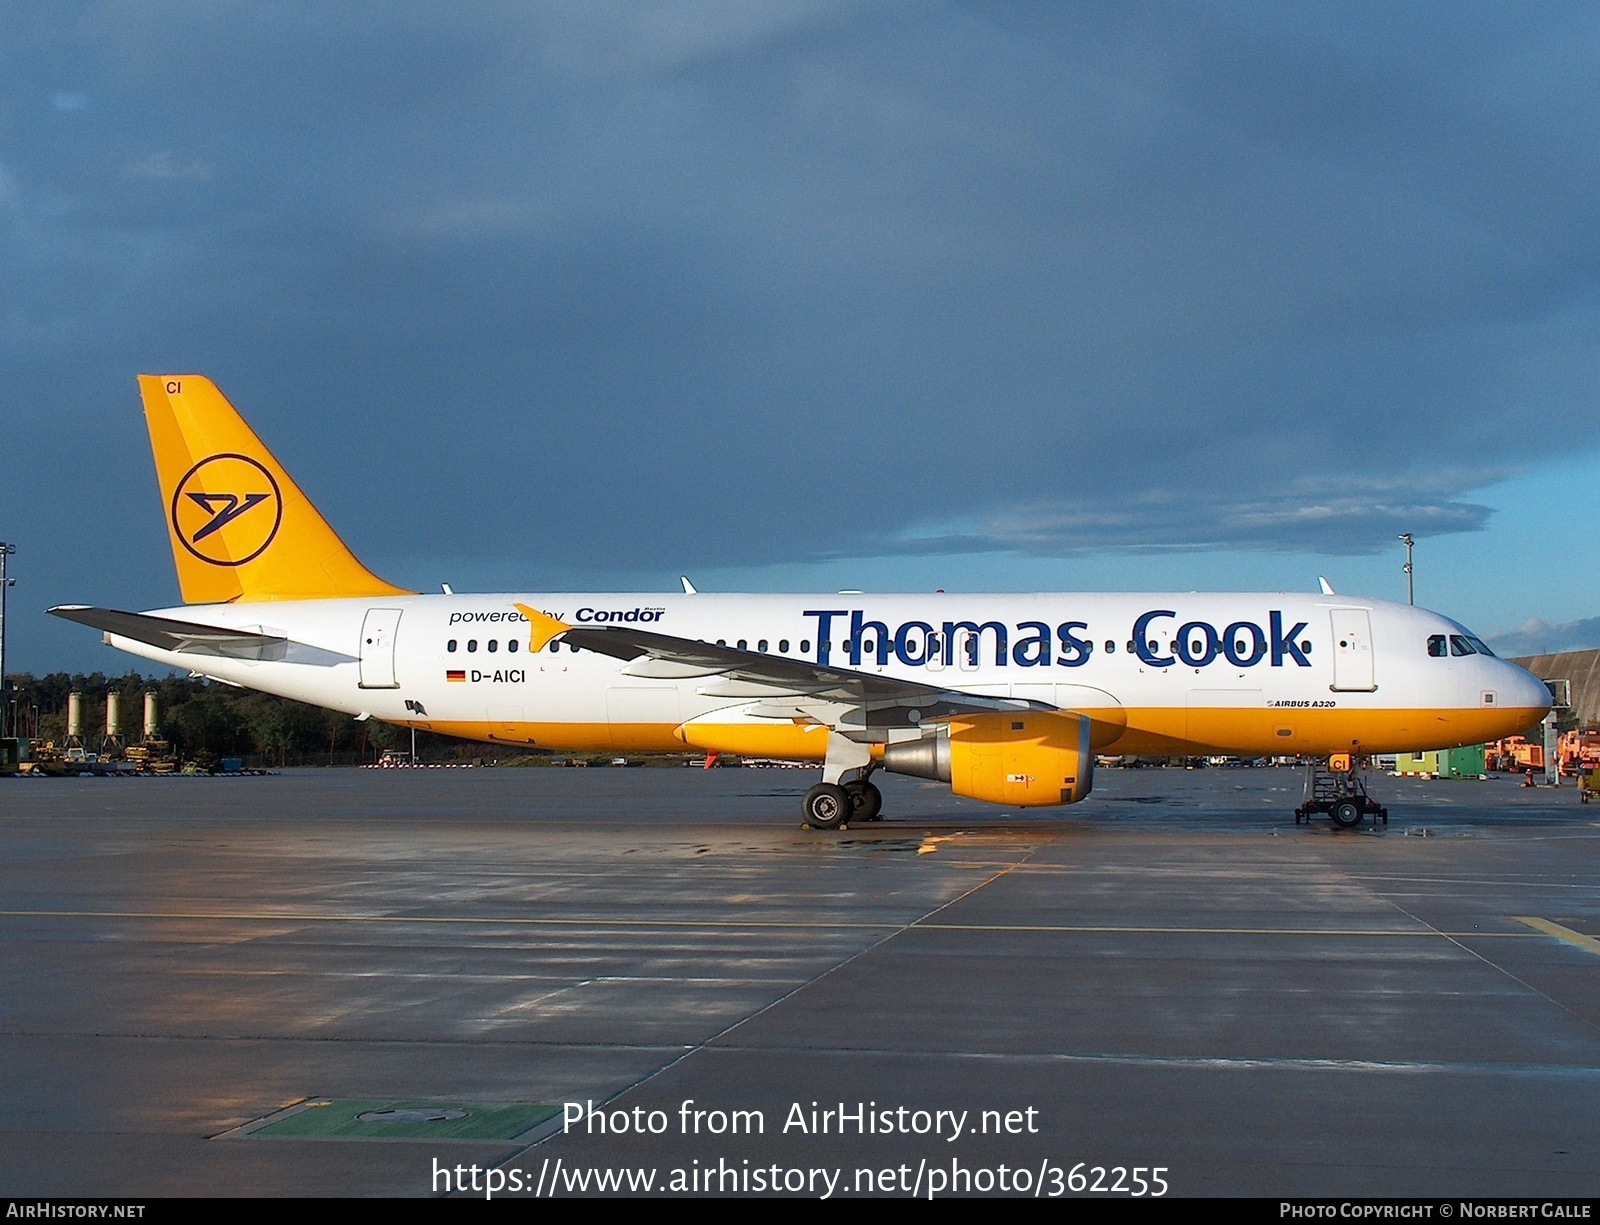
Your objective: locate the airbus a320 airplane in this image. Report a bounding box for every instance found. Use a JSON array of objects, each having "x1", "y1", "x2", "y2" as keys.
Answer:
[{"x1": 53, "y1": 376, "x2": 1551, "y2": 829}]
